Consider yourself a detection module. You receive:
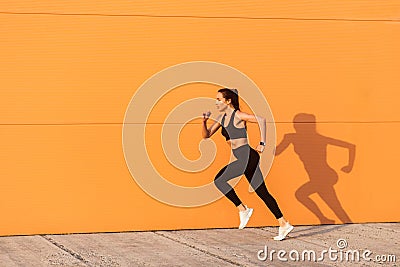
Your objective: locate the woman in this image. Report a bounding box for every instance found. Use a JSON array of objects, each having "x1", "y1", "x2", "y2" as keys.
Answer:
[{"x1": 202, "y1": 88, "x2": 293, "y2": 241}]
